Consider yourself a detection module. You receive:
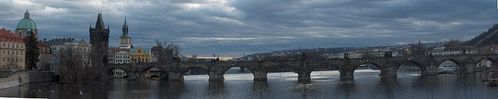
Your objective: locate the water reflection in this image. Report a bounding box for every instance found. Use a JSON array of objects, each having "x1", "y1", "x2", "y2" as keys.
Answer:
[
  {"x1": 250, "y1": 81, "x2": 269, "y2": 99},
  {"x1": 293, "y1": 84, "x2": 319, "y2": 99},
  {"x1": 376, "y1": 78, "x2": 399, "y2": 99},
  {"x1": 0, "y1": 71, "x2": 498, "y2": 99},
  {"x1": 334, "y1": 83, "x2": 357, "y2": 99},
  {"x1": 159, "y1": 81, "x2": 185, "y2": 99},
  {"x1": 207, "y1": 82, "x2": 225, "y2": 99}
]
